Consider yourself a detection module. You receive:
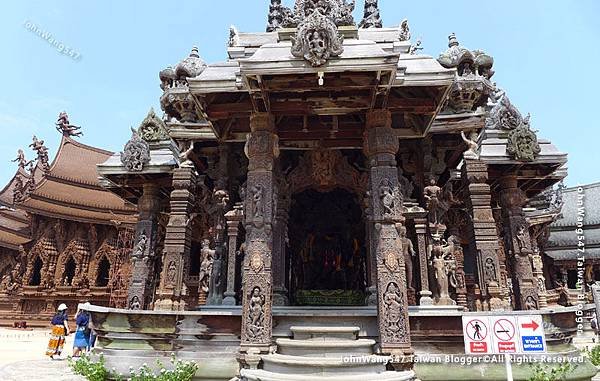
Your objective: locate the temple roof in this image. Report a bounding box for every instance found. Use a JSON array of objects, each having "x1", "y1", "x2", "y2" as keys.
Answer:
[
  {"x1": 0, "y1": 207, "x2": 30, "y2": 250},
  {"x1": 545, "y1": 183, "x2": 600, "y2": 262},
  {"x1": 15, "y1": 136, "x2": 137, "y2": 225}
]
